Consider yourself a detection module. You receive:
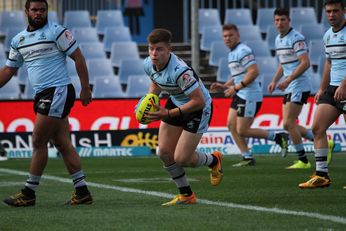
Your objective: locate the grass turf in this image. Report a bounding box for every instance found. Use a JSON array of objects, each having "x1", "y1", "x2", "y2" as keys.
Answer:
[{"x1": 0, "y1": 154, "x2": 346, "y2": 231}]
